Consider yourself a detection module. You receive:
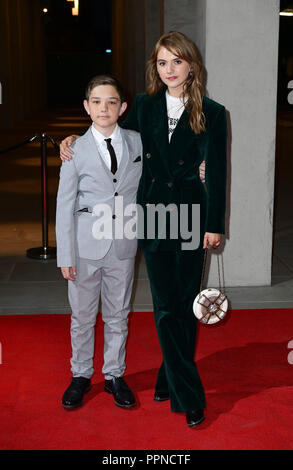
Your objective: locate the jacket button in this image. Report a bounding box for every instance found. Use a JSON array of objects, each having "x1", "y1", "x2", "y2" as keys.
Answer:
[
  {"x1": 114, "y1": 192, "x2": 118, "y2": 196},
  {"x1": 178, "y1": 159, "x2": 184, "y2": 165},
  {"x1": 113, "y1": 215, "x2": 116, "y2": 219},
  {"x1": 113, "y1": 178, "x2": 117, "y2": 183},
  {"x1": 146, "y1": 153, "x2": 151, "y2": 159},
  {"x1": 167, "y1": 182, "x2": 173, "y2": 188}
]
